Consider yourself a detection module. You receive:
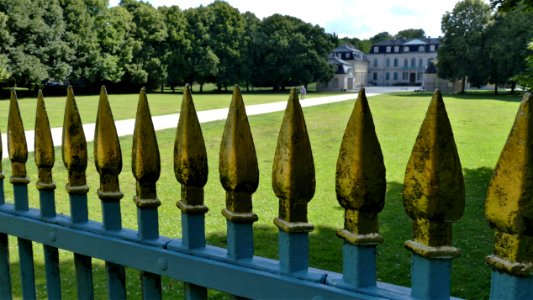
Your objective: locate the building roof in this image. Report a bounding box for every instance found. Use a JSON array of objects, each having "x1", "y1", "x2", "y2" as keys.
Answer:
[
  {"x1": 333, "y1": 44, "x2": 364, "y2": 54},
  {"x1": 372, "y1": 37, "x2": 440, "y2": 47},
  {"x1": 327, "y1": 54, "x2": 352, "y2": 66}
]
